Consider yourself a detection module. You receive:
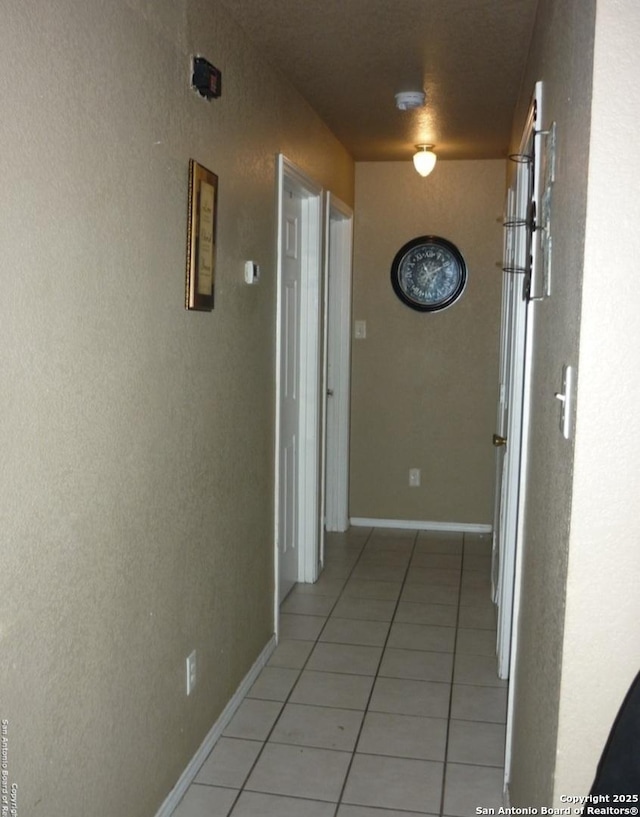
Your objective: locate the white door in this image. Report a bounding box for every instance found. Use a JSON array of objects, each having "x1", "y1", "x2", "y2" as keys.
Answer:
[
  {"x1": 322, "y1": 194, "x2": 353, "y2": 539},
  {"x1": 491, "y1": 188, "x2": 516, "y2": 603},
  {"x1": 492, "y1": 82, "x2": 541, "y2": 679},
  {"x1": 278, "y1": 184, "x2": 303, "y2": 602},
  {"x1": 493, "y1": 210, "x2": 529, "y2": 679},
  {"x1": 275, "y1": 156, "x2": 323, "y2": 611}
]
